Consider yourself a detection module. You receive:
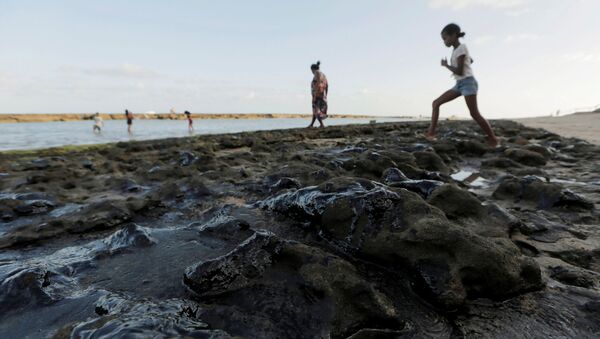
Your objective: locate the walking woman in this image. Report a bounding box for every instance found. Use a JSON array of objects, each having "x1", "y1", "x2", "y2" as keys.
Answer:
[
  {"x1": 308, "y1": 61, "x2": 329, "y2": 128},
  {"x1": 426, "y1": 23, "x2": 499, "y2": 147}
]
